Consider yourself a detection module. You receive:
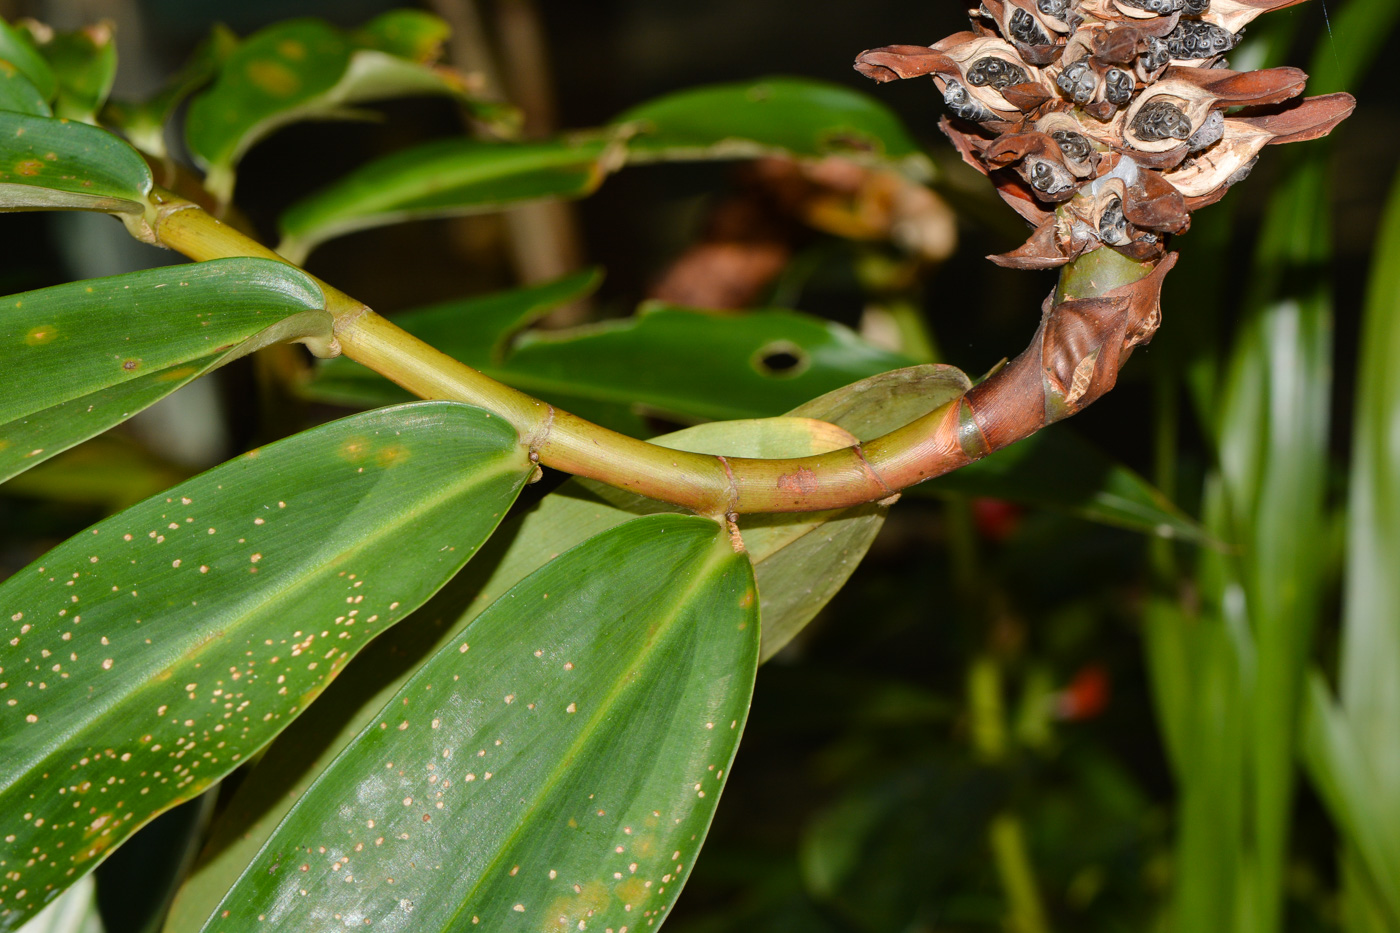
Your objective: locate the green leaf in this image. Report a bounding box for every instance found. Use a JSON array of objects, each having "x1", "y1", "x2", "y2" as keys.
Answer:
[
  {"x1": 615, "y1": 77, "x2": 932, "y2": 180},
  {"x1": 0, "y1": 110, "x2": 152, "y2": 215},
  {"x1": 350, "y1": 10, "x2": 450, "y2": 62},
  {"x1": 0, "y1": 400, "x2": 532, "y2": 930},
  {"x1": 101, "y1": 25, "x2": 237, "y2": 158},
  {"x1": 162, "y1": 363, "x2": 961, "y2": 931},
  {"x1": 277, "y1": 136, "x2": 610, "y2": 263},
  {"x1": 195, "y1": 513, "x2": 756, "y2": 933},
  {"x1": 185, "y1": 17, "x2": 506, "y2": 204},
  {"x1": 278, "y1": 77, "x2": 929, "y2": 259},
  {"x1": 307, "y1": 295, "x2": 915, "y2": 426},
  {"x1": 0, "y1": 62, "x2": 51, "y2": 117},
  {"x1": 922, "y1": 428, "x2": 1213, "y2": 544},
  {"x1": 1300, "y1": 675, "x2": 1400, "y2": 929},
  {"x1": 25, "y1": 23, "x2": 116, "y2": 124},
  {"x1": 0, "y1": 20, "x2": 55, "y2": 103},
  {"x1": 0, "y1": 258, "x2": 331, "y2": 482},
  {"x1": 1308, "y1": 162, "x2": 1400, "y2": 931}
]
